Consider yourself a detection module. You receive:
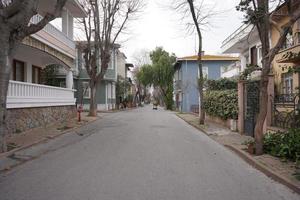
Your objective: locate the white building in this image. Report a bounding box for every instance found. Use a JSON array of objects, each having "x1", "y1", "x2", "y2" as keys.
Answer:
[
  {"x1": 6, "y1": 0, "x2": 86, "y2": 133},
  {"x1": 221, "y1": 24, "x2": 262, "y2": 79}
]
